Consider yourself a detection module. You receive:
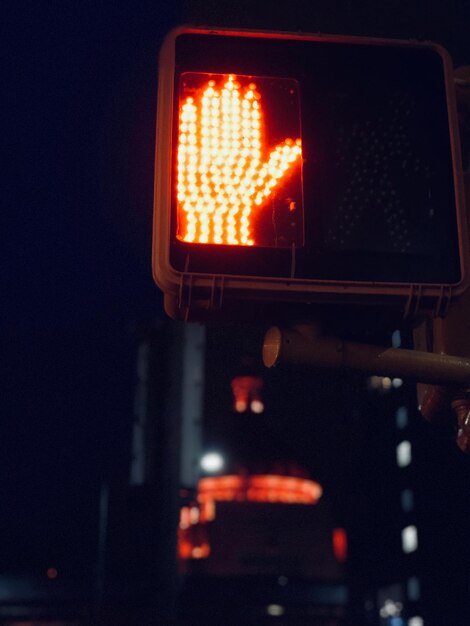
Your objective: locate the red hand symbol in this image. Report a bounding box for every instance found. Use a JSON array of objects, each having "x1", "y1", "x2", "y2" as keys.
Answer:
[{"x1": 177, "y1": 75, "x2": 302, "y2": 246}]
